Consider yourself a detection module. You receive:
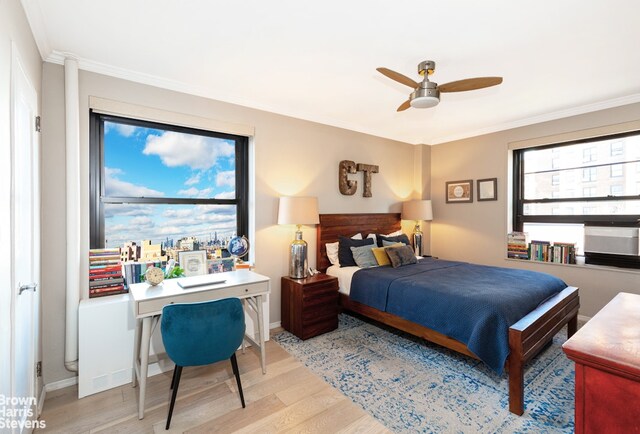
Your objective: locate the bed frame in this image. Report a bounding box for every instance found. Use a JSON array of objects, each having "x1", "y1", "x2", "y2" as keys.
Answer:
[{"x1": 316, "y1": 213, "x2": 579, "y2": 415}]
